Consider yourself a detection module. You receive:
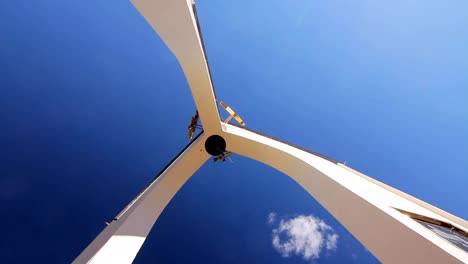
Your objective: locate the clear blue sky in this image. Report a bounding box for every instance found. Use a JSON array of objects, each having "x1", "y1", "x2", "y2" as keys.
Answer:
[{"x1": 1, "y1": 0, "x2": 467, "y2": 263}]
